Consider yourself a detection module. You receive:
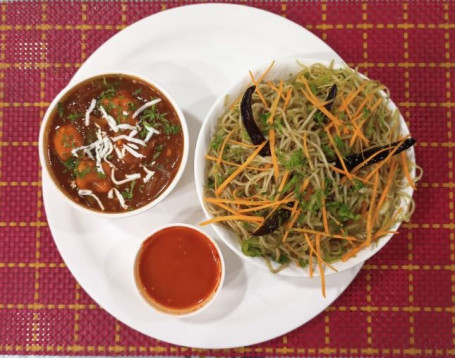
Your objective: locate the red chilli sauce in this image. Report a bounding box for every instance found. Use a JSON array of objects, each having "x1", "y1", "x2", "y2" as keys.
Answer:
[{"x1": 135, "y1": 226, "x2": 222, "y2": 314}]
